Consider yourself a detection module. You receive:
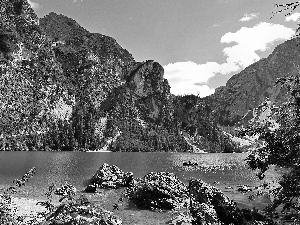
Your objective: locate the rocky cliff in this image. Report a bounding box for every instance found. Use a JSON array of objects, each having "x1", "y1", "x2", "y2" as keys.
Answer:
[
  {"x1": 0, "y1": 0, "x2": 236, "y2": 152},
  {"x1": 206, "y1": 37, "x2": 300, "y2": 126}
]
